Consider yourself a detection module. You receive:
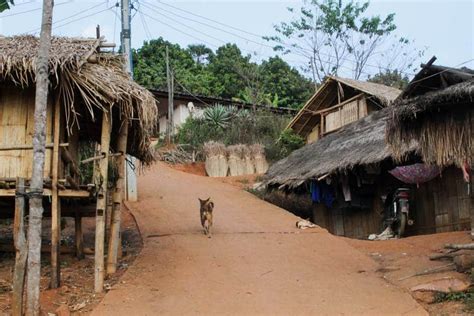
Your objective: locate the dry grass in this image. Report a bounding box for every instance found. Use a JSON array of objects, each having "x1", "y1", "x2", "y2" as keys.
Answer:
[
  {"x1": 0, "y1": 35, "x2": 158, "y2": 164},
  {"x1": 387, "y1": 80, "x2": 474, "y2": 167}
]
